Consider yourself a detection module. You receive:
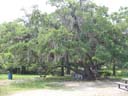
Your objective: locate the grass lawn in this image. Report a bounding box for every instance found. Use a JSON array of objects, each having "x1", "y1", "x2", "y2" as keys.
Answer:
[
  {"x1": 0, "y1": 74, "x2": 72, "y2": 96},
  {"x1": 0, "y1": 74, "x2": 39, "y2": 80},
  {"x1": 0, "y1": 74, "x2": 39, "y2": 96},
  {"x1": 0, "y1": 74, "x2": 128, "y2": 96}
]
